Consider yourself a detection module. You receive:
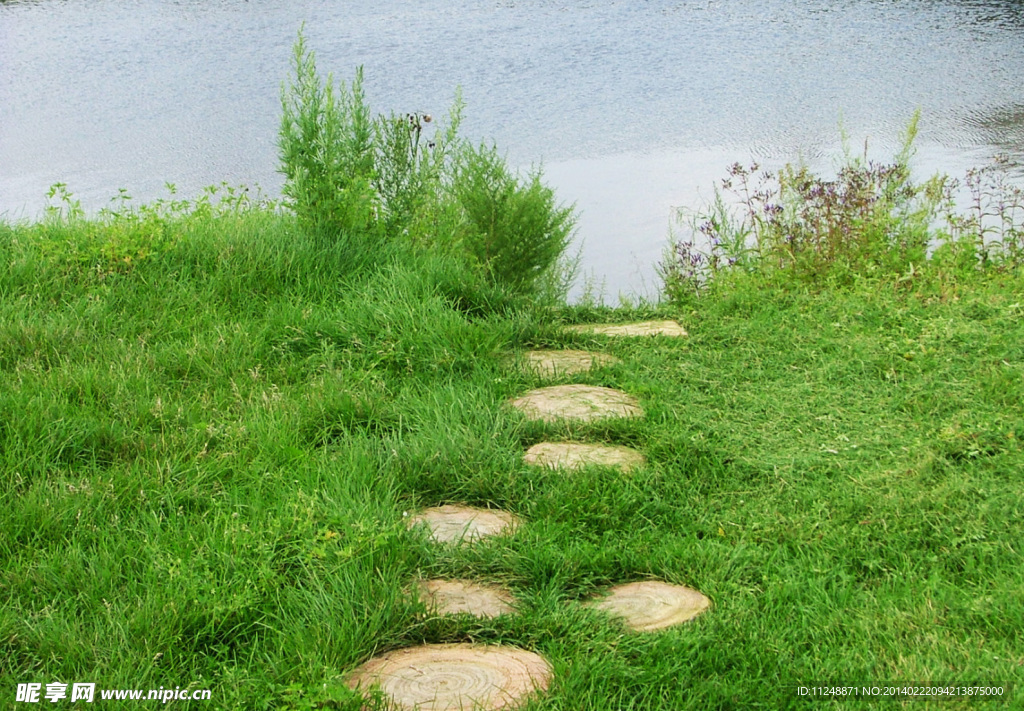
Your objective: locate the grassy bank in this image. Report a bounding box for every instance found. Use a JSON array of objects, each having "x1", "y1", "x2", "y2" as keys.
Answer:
[{"x1": 2, "y1": 195, "x2": 1023, "y2": 709}]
